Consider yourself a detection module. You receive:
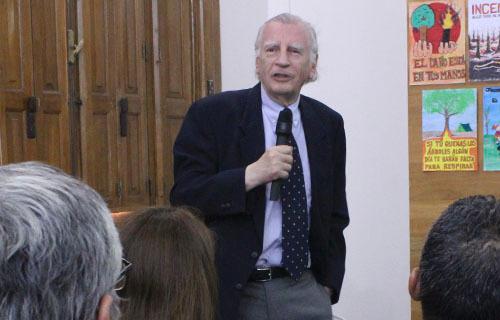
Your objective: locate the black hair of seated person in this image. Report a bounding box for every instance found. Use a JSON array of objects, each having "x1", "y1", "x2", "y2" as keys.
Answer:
[
  {"x1": 118, "y1": 206, "x2": 217, "y2": 320},
  {"x1": 419, "y1": 195, "x2": 500, "y2": 320}
]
